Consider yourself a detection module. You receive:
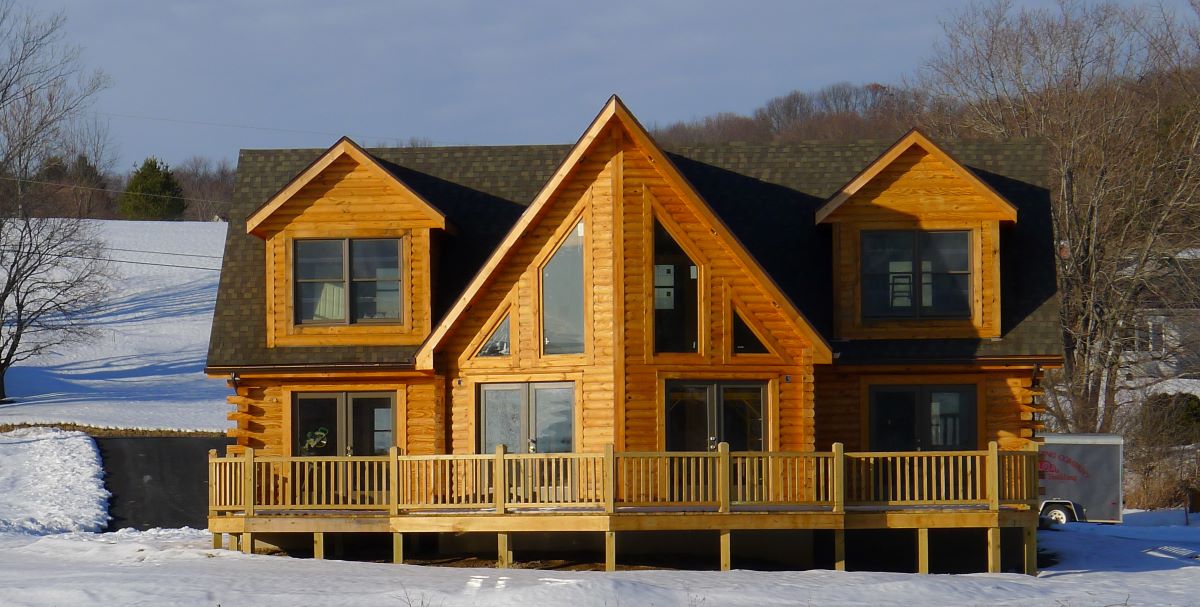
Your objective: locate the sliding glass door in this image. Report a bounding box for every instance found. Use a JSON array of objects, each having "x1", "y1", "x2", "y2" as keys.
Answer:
[
  {"x1": 293, "y1": 392, "x2": 394, "y2": 456},
  {"x1": 868, "y1": 385, "x2": 977, "y2": 451},
  {"x1": 478, "y1": 382, "x2": 575, "y2": 454},
  {"x1": 665, "y1": 381, "x2": 766, "y2": 452}
]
